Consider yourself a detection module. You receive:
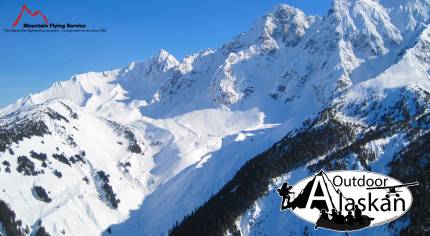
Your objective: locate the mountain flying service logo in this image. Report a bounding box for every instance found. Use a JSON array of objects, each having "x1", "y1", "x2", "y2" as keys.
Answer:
[
  {"x1": 277, "y1": 170, "x2": 418, "y2": 232},
  {"x1": 12, "y1": 3, "x2": 49, "y2": 27},
  {"x1": 5, "y1": 3, "x2": 106, "y2": 33}
]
